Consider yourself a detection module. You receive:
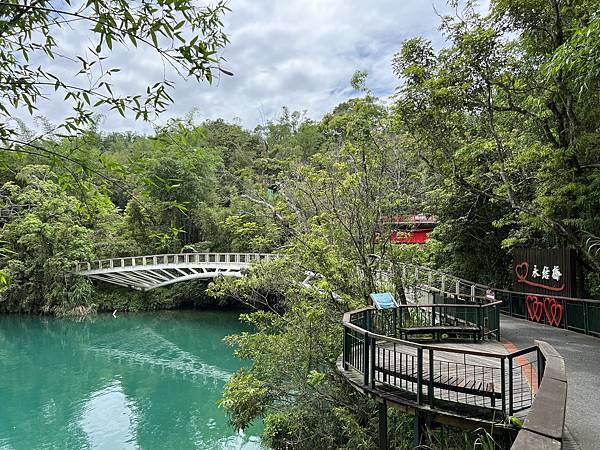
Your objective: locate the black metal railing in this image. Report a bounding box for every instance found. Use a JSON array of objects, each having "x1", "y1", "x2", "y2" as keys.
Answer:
[
  {"x1": 357, "y1": 301, "x2": 501, "y2": 342},
  {"x1": 498, "y1": 290, "x2": 600, "y2": 337},
  {"x1": 342, "y1": 308, "x2": 543, "y2": 417},
  {"x1": 392, "y1": 262, "x2": 600, "y2": 338}
]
